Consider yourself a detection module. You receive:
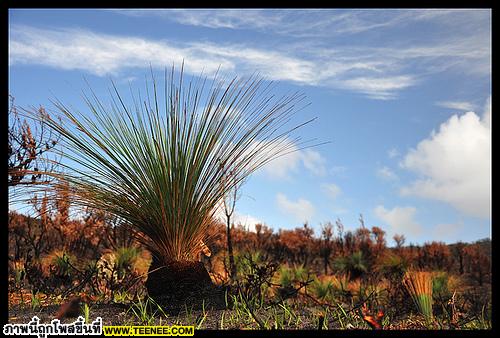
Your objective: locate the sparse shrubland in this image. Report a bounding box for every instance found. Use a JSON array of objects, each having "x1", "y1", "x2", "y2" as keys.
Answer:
[
  {"x1": 9, "y1": 209, "x2": 491, "y2": 329},
  {"x1": 8, "y1": 68, "x2": 490, "y2": 330}
]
